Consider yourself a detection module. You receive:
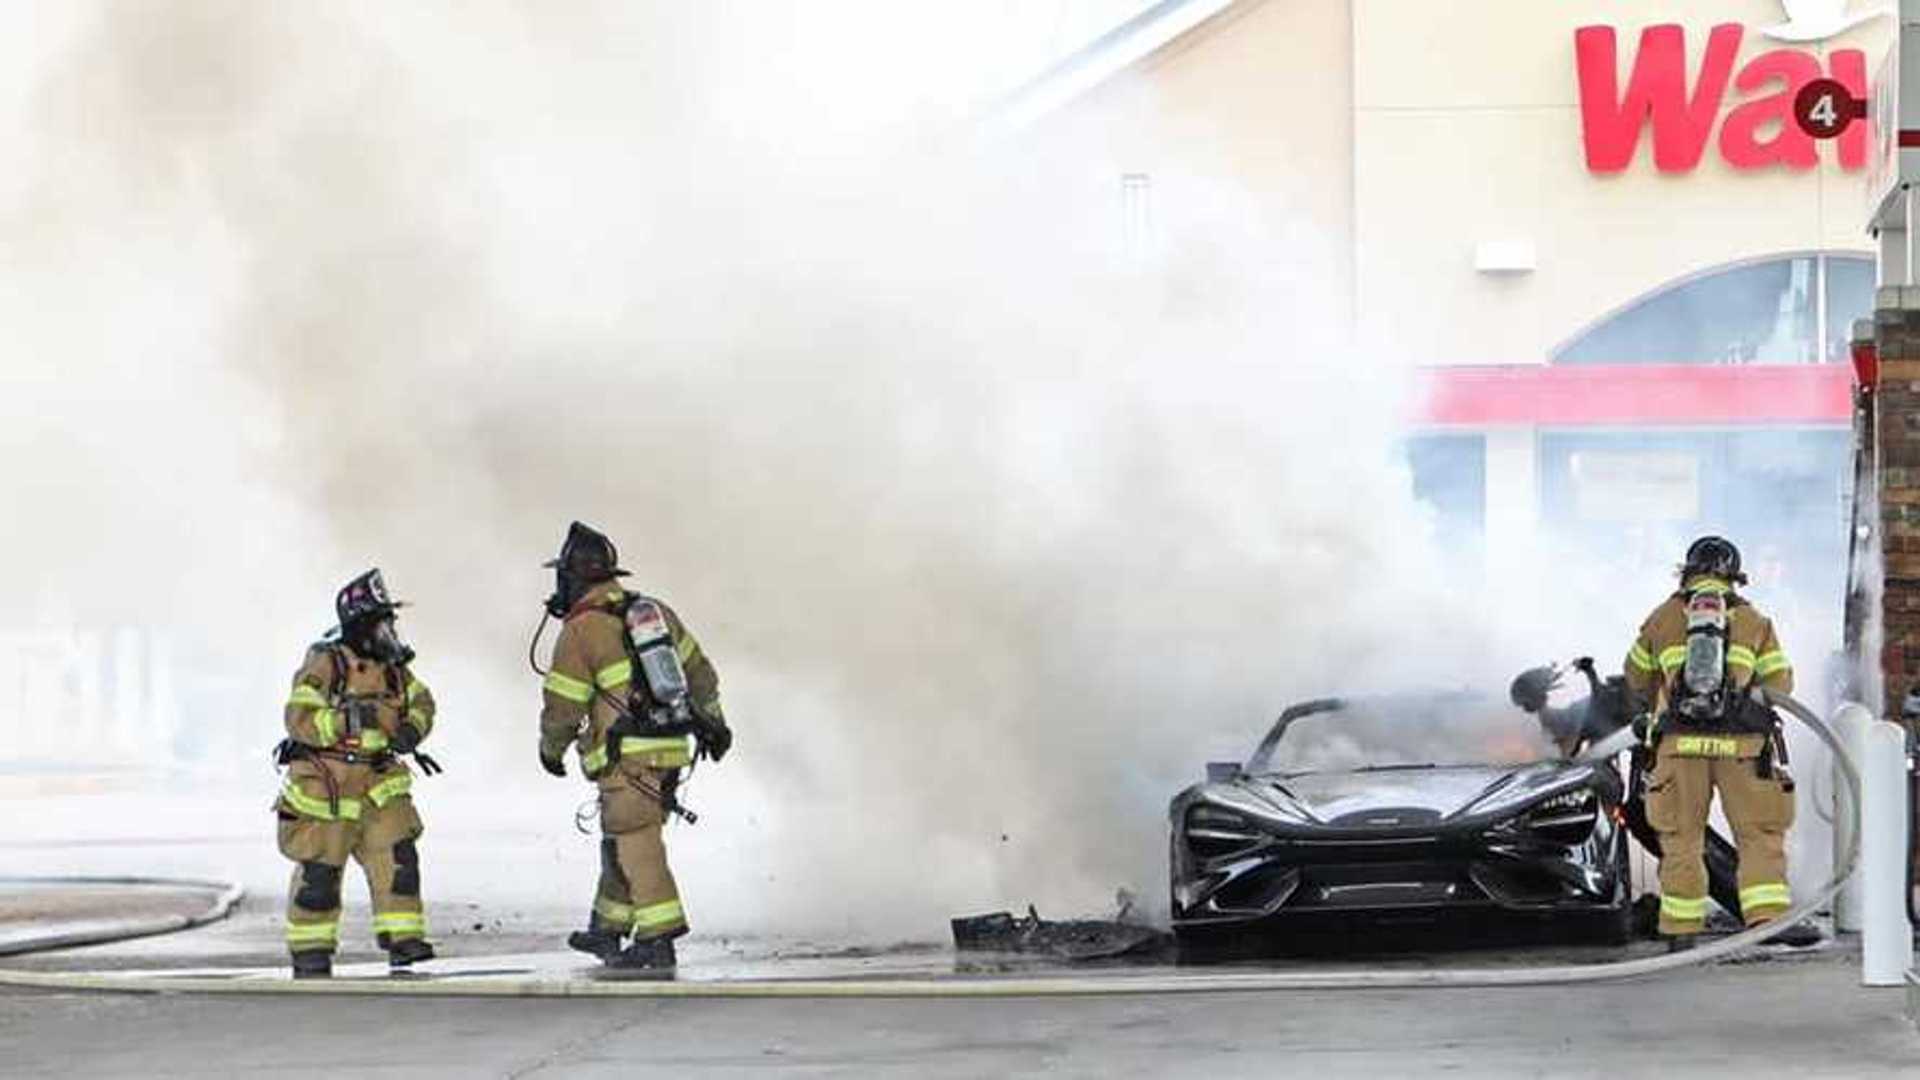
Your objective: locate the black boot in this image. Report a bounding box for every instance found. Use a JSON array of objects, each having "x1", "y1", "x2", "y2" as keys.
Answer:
[
  {"x1": 568, "y1": 928, "x2": 626, "y2": 961},
  {"x1": 1761, "y1": 920, "x2": 1823, "y2": 948},
  {"x1": 608, "y1": 935, "x2": 676, "y2": 972},
  {"x1": 1664, "y1": 934, "x2": 1697, "y2": 954},
  {"x1": 291, "y1": 950, "x2": 333, "y2": 979},
  {"x1": 387, "y1": 937, "x2": 436, "y2": 969}
]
